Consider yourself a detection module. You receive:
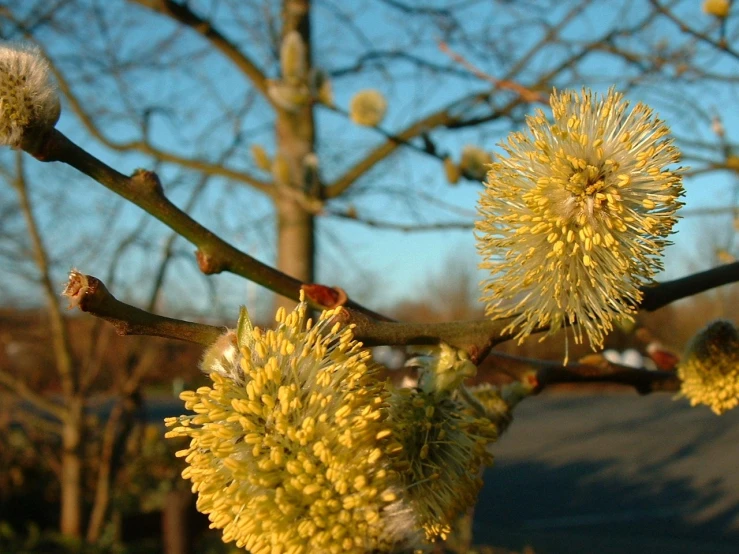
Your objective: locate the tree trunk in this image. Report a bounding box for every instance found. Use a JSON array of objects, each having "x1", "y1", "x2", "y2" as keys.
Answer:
[
  {"x1": 275, "y1": 194, "x2": 315, "y2": 311},
  {"x1": 162, "y1": 489, "x2": 192, "y2": 554},
  {"x1": 273, "y1": 0, "x2": 316, "y2": 312},
  {"x1": 60, "y1": 399, "x2": 83, "y2": 537}
]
